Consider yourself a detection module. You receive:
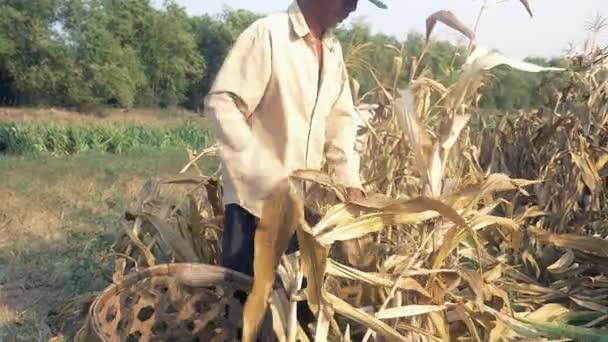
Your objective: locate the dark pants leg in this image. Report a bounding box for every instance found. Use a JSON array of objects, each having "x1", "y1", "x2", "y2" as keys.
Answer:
[
  {"x1": 220, "y1": 203, "x2": 318, "y2": 338},
  {"x1": 220, "y1": 203, "x2": 305, "y2": 277},
  {"x1": 220, "y1": 203, "x2": 258, "y2": 278}
]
